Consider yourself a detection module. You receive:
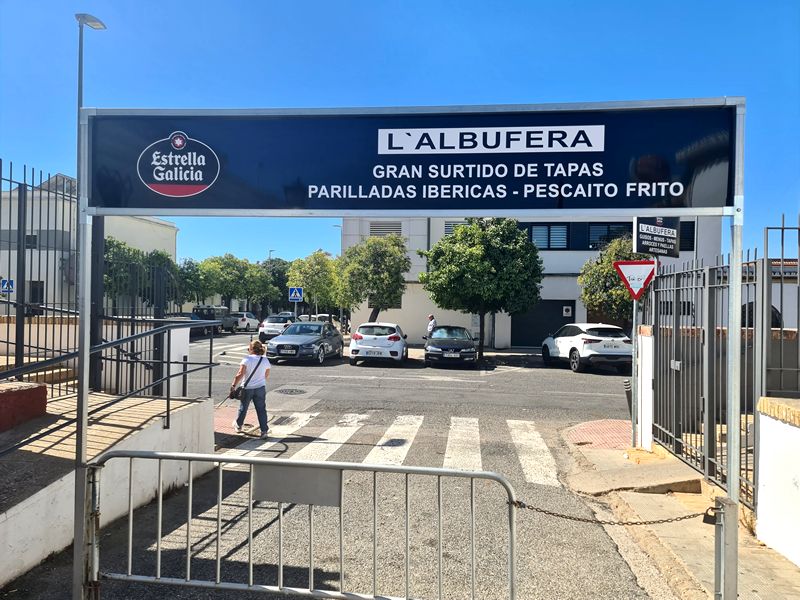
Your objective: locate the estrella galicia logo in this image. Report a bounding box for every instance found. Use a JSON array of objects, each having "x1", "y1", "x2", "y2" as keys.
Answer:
[{"x1": 136, "y1": 131, "x2": 220, "y2": 198}]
